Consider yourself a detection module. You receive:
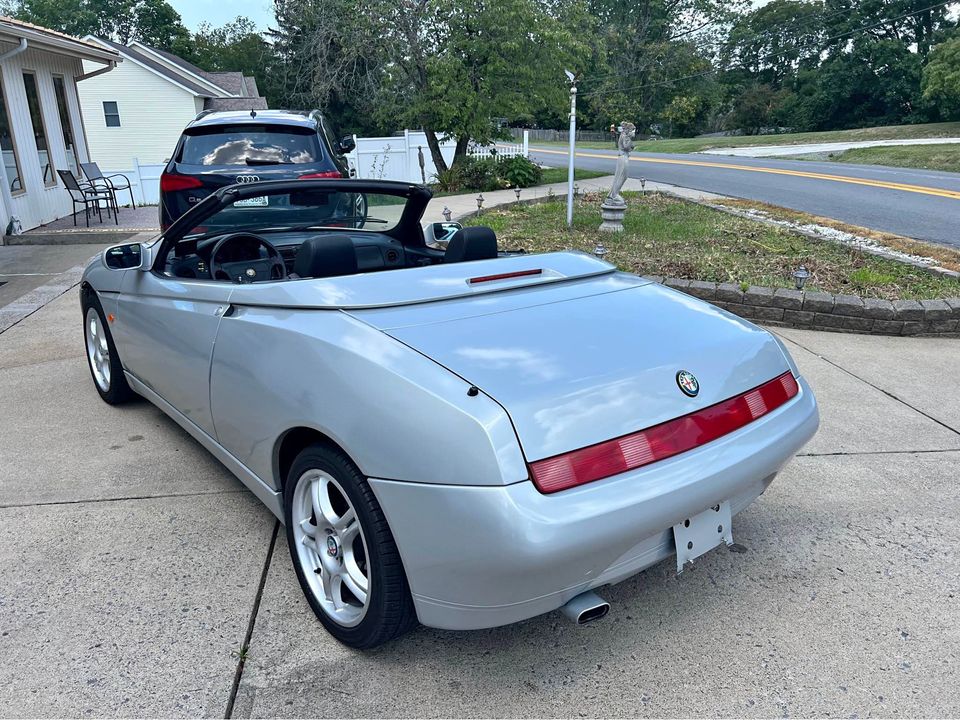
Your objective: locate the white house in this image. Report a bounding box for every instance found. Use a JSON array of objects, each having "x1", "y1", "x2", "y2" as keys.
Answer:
[
  {"x1": 77, "y1": 38, "x2": 267, "y2": 193},
  {"x1": 0, "y1": 17, "x2": 119, "y2": 233}
]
